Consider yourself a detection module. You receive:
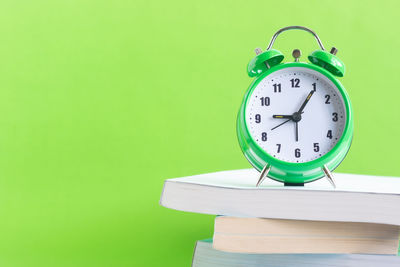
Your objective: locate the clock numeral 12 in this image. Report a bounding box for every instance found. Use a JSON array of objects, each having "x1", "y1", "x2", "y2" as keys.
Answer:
[
  {"x1": 290, "y1": 78, "x2": 300, "y2": 88},
  {"x1": 260, "y1": 97, "x2": 270, "y2": 106}
]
